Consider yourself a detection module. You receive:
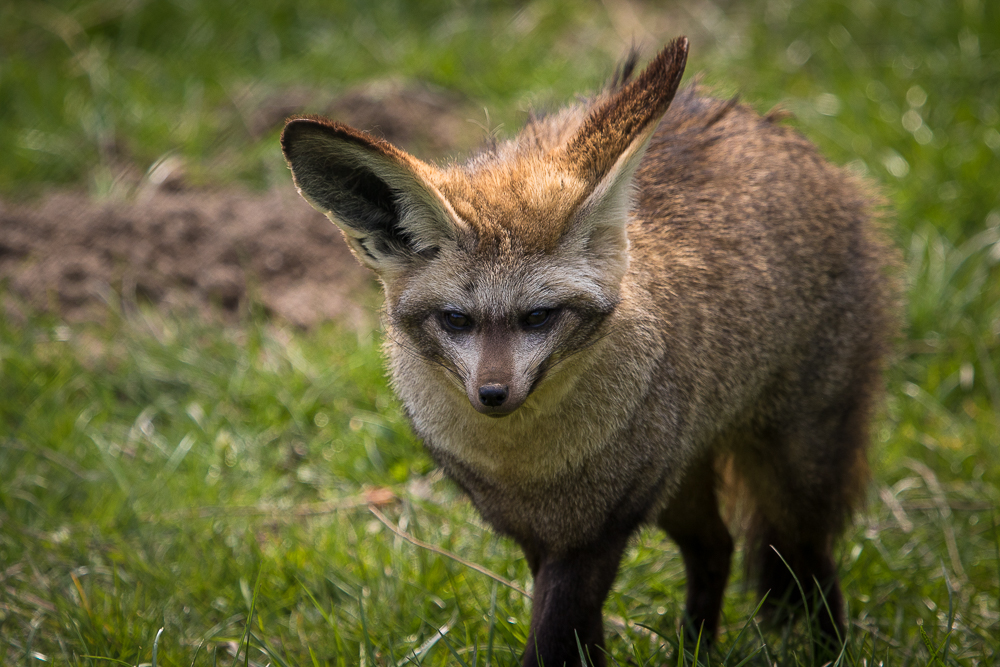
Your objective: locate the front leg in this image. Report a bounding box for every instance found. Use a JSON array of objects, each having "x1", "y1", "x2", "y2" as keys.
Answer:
[{"x1": 522, "y1": 534, "x2": 630, "y2": 667}]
